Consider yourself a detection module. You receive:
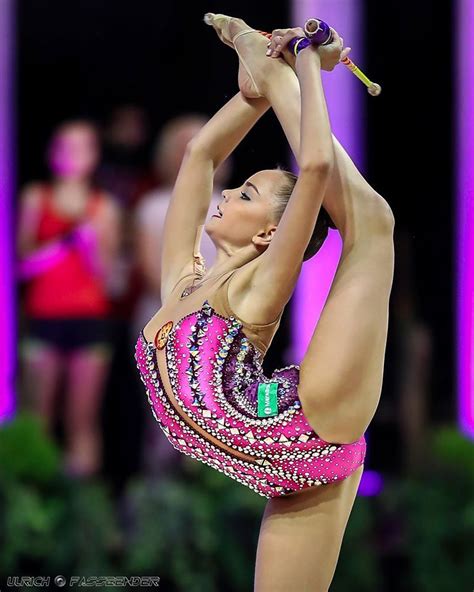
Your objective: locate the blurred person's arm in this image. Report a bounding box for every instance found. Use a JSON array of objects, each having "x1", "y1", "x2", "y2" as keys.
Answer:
[
  {"x1": 83, "y1": 193, "x2": 122, "y2": 285},
  {"x1": 17, "y1": 184, "x2": 72, "y2": 279},
  {"x1": 161, "y1": 92, "x2": 269, "y2": 301}
]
